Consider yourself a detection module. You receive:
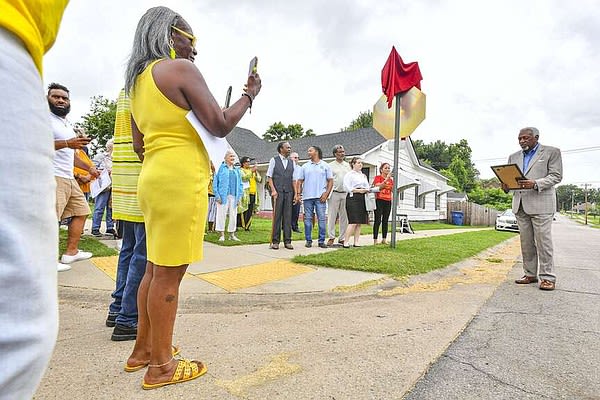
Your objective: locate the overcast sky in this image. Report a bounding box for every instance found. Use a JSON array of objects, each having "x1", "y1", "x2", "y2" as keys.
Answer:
[{"x1": 44, "y1": 0, "x2": 600, "y2": 186}]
